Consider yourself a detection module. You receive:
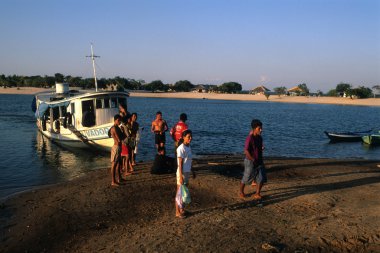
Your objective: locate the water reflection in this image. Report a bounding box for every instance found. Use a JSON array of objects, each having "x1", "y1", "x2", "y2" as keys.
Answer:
[{"x1": 35, "y1": 131, "x2": 109, "y2": 181}]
